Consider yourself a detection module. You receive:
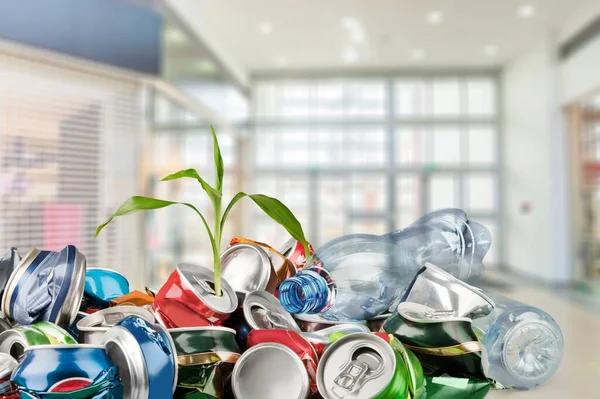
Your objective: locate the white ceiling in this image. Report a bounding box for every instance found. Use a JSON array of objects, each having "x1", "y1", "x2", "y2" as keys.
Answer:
[{"x1": 166, "y1": 0, "x2": 589, "y2": 75}]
